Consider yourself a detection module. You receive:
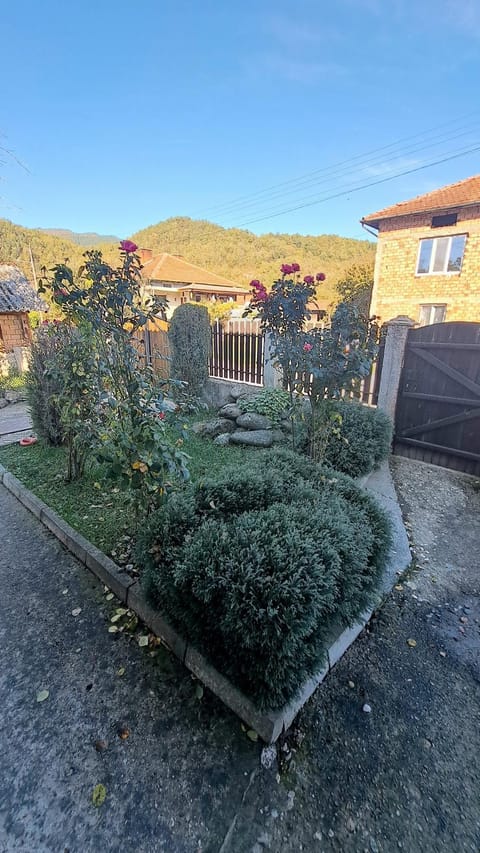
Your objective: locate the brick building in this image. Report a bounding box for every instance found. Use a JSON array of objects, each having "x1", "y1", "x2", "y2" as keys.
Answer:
[
  {"x1": 361, "y1": 175, "x2": 480, "y2": 325},
  {"x1": 0, "y1": 265, "x2": 47, "y2": 362}
]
